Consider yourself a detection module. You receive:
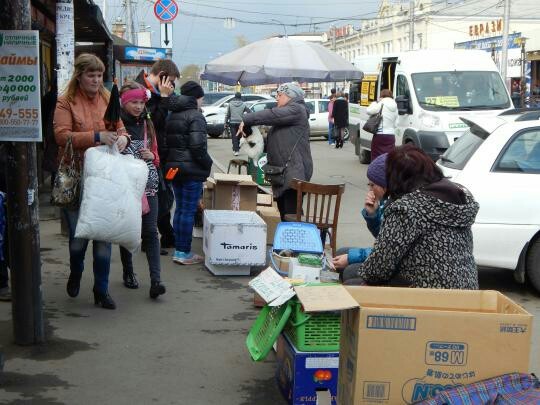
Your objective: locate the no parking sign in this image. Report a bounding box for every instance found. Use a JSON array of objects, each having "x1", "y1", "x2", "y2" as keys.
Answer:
[{"x1": 154, "y1": 0, "x2": 179, "y2": 23}]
